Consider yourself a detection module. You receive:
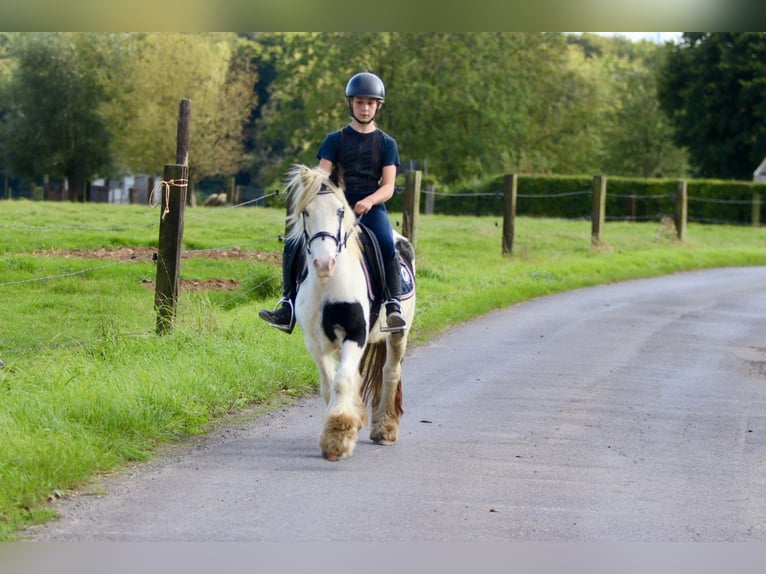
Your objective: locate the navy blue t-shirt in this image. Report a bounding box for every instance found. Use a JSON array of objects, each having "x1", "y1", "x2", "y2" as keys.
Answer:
[{"x1": 316, "y1": 126, "x2": 400, "y2": 194}]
